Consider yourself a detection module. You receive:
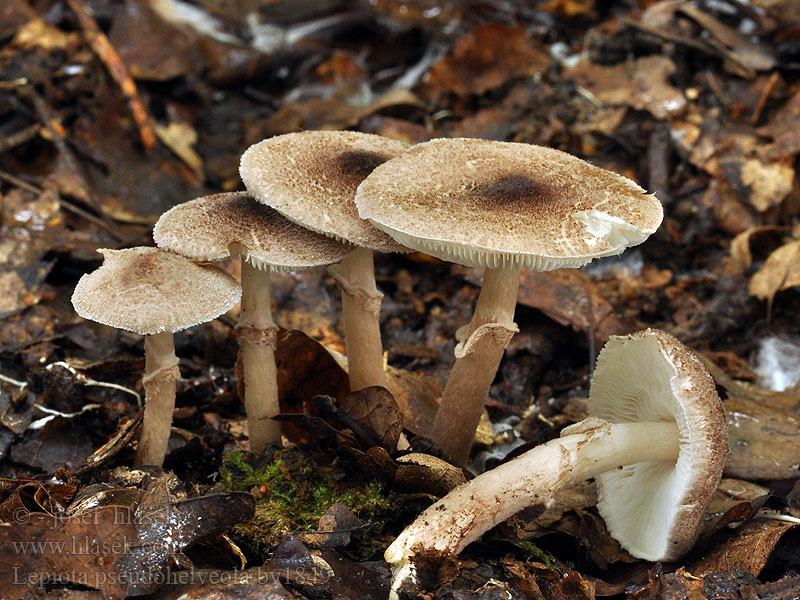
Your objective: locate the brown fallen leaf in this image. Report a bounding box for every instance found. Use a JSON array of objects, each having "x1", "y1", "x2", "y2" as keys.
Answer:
[
  {"x1": 758, "y1": 89, "x2": 800, "y2": 159},
  {"x1": 384, "y1": 365, "x2": 441, "y2": 438},
  {"x1": 564, "y1": 55, "x2": 686, "y2": 120},
  {"x1": 338, "y1": 387, "x2": 403, "y2": 451},
  {"x1": 727, "y1": 225, "x2": 787, "y2": 275},
  {"x1": 424, "y1": 23, "x2": 550, "y2": 100},
  {"x1": 690, "y1": 518, "x2": 796, "y2": 576},
  {"x1": 0, "y1": 474, "x2": 254, "y2": 599},
  {"x1": 747, "y1": 240, "x2": 800, "y2": 309},
  {"x1": 516, "y1": 269, "x2": 636, "y2": 348},
  {"x1": 724, "y1": 393, "x2": 800, "y2": 481}
]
